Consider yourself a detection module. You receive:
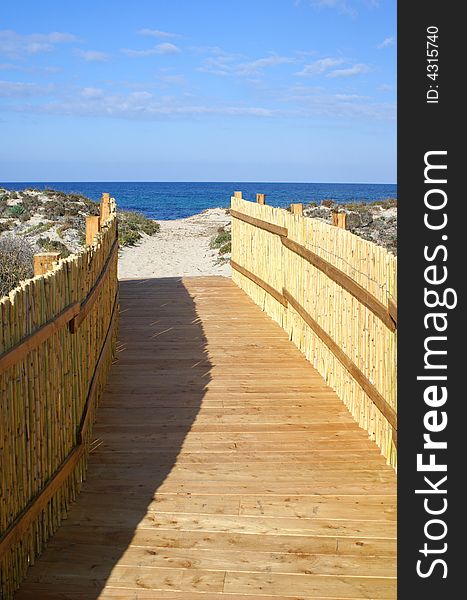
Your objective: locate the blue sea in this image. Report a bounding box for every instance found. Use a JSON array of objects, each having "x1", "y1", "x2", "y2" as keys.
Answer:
[{"x1": 1, "y1": 182, "x2": 397, "y2": 220}]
